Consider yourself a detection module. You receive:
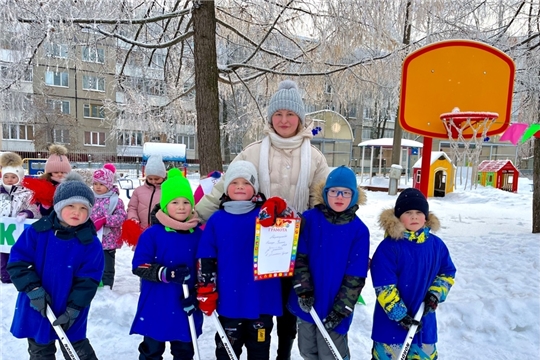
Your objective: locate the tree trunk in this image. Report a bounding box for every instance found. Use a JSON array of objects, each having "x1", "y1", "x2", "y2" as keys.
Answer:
[
  {"x1": 533, "y1": 136, "x2": 540, "y2": 233},
  {"x1": 192, "y1": 0, "x2": 223, "y2": 175}
]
